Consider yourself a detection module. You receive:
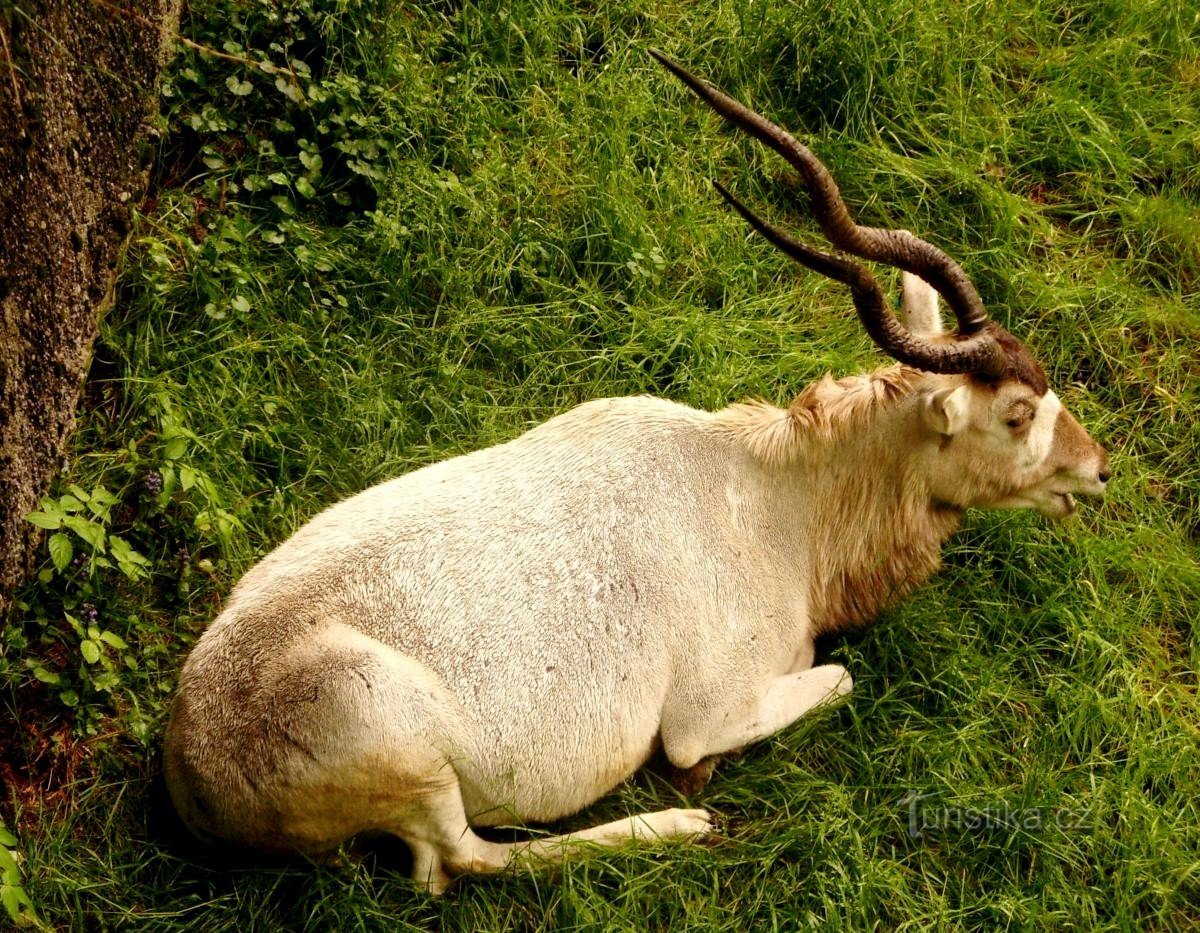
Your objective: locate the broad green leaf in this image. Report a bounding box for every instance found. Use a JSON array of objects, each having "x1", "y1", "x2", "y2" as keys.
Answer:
[
  {"x1": 270, "y1": 194, "x2": 296, "y2": 215},
  {"x1": 226, "y1": 75, "x2": 253, "y2": 96},
  {"x1": 98, "y1": 630, "x2": 128, "y2": 650},
  {"x1": 92, "y1": 672, "x2": 120, "y2": 692},
  {"x1": 62, "y1": 516, "x2": 105, "y2": 552},
  {"x1": 29, "y1": 665, "x2": 62, "y2": 686},
  {"x1": 80, "y1": 639, "x2": 100, "y2": 664},
  {"x1": 117, "y1": 561, "x2": 148, "y2": 582},
  {"x1": 87, "y1": 486, "x2": 117, "y2": 520},
  {"x1": 159, "y1": 464, "x2": 177, "y2": 497},
  {"x1": 58, "y1": 494, "x2": 84, "y2": 512},
  {"x1": 108, "y1": 536, "x2": 149, "y2": 567},
  {"x1": 0, "y1": 847, "x2": 18, "y2": 882},
  {"x1": 274, "y1": 74, "x2": 302, "y2": 102},
  {"x1": 299, "y1": 150, "x2": 322, "y2": 173},
  {"x1": 23, "y1": 511, "x2": 61, "y2": 530},
  {"x1": 48, "y1": 533, "x2": 72, "y2": 571},
  {"x1": 1, "y1": 883, "x2": 35, "y2": 922}
]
